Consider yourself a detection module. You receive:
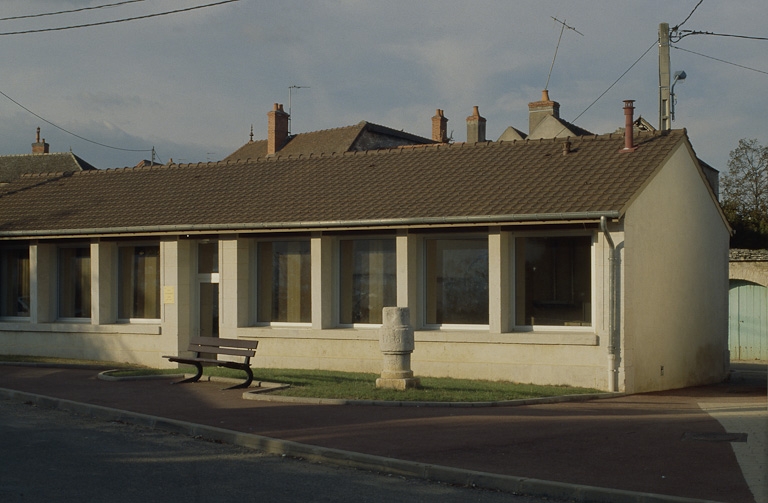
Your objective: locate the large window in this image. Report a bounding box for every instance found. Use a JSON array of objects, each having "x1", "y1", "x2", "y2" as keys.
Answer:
[
  {"x1": 515, "y1": 236, "x2": 592, "y2": 327},
  {"x1": 58, "y1": 246, "x2": 91, "y2": 319},
  {"x1": 118, "y1": 245, "x2": 160, "y2": 320},
  {"x1": 426, "y1": 238, "x2": 488, "y2": 325},
  {"x1": 0, "y1": 247, "x2": 30, "y2": 317},
  {"x1": 257, "y1": 241, "x2": 311, "y2": 323},
  {"x1": 339, "y1": 238, "x2": 396, "y2": 325}
]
